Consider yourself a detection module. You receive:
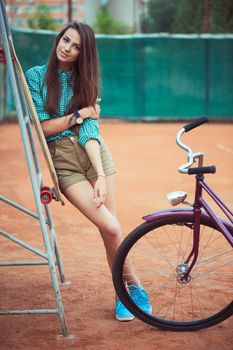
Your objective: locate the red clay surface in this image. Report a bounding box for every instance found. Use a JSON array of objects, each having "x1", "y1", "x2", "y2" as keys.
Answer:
[{"x1": 0, "y1": 121, "x2": 232, "y2": 350}]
